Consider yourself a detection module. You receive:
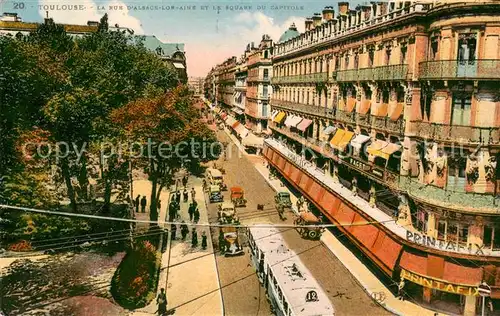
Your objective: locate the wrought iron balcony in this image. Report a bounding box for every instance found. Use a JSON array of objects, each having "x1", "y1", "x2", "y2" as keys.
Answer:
[
  {"x1": 270, "y1": 72, "x2": 329, "y2": 84},
  {"x1": 419, "y1": 60, "x2": 500, "y2": 80},
  {"x1": 409, "y1": 121, "x2": 500, "y2": 145},
  {"x1": 371, "y1": 116, "x2": 405, "y2": 135},
  {"x1": 336, "y1": 64, "x2": 408, "y2": 82},
  {"x1": 271, "y1": 99, "x2": 328, "y2": 117}
]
